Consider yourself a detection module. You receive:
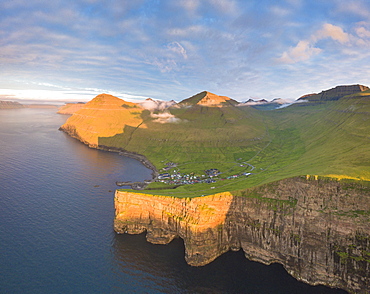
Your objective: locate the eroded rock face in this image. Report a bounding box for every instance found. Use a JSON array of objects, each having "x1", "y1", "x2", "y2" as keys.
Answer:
[{"x1": 114, "y1": 177, "x2": 370, "y2": 293}]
